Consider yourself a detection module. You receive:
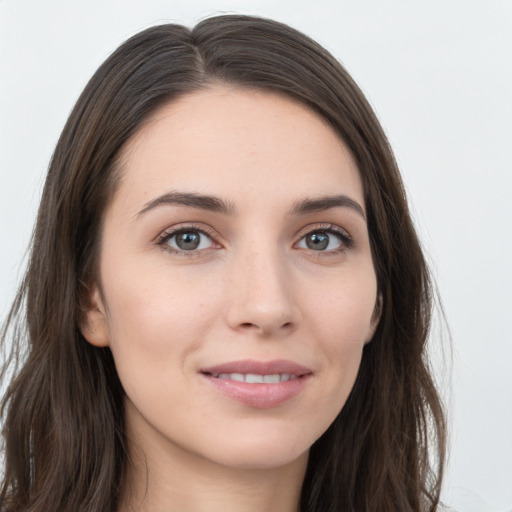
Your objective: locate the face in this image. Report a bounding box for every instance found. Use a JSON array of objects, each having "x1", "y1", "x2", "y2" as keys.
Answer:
[{"x1": 83, "y1": 86, "x2": 379, "y2": 472}]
